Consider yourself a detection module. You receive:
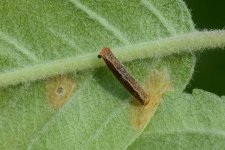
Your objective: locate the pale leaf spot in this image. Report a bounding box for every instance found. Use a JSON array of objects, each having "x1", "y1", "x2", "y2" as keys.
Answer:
[
  {"x1": 46, "y1": 75, "x2": 76, "y2": 109},
  {"x1": 131, "y1": 69, "x2": 172, "y2": 130}
]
